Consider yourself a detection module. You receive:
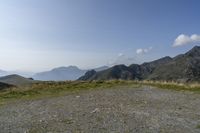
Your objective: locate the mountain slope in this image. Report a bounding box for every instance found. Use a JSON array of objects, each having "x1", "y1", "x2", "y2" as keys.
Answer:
[
  {"x1": 0, "y1": 74, "x2": 36, "y2": 86},
  {"x1": 92, "y1": 65, "x2": 134, "y2": 80},
  {"x1": 0, "y1": 82, "x2": 14, "y2": 91},
  {"x1": 79, "y1": 46, "x2": 200, "y2": 82},
  {"x1": 139, "y1": 56, "x2": 173, "y2": 79},
  {"x1": 148, "y1": 46, "x2": 200, "y2": 82}
]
